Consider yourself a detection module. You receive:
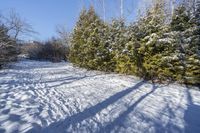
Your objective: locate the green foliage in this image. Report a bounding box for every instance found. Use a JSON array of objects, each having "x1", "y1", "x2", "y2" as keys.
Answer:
[
  {"x1": 171, "y1": 5, "x2": 191, "y2": 31},
  {"x1": 70, "y1": 3, "x2": 200, "y2": 85},
  {"x1": 70, "y1": 7, "x2": 114, "y2": 71},
  {"x1": 110, "y1": 20, "x2": 136, "y2": 74},
  {"x1": 136, "y1": 0, "x2": 167, "y2": 78}
]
